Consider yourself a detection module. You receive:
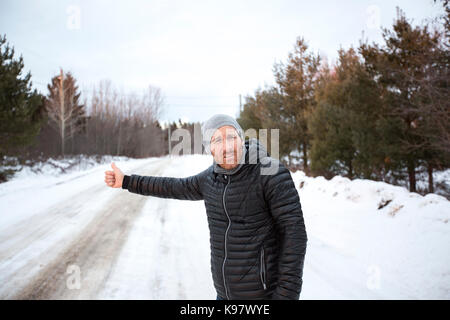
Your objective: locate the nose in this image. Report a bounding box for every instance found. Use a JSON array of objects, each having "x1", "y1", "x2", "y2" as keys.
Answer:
[{"x1": 224, "y1": 145, "x2": 235, "y2": 155}]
